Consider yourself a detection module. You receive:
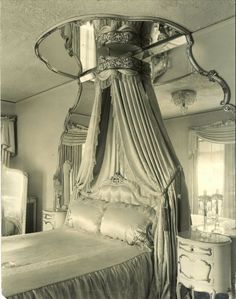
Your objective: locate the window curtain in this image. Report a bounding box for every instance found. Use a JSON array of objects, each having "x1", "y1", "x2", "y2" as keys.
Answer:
[
  {"x1": 53, "y1": 126, "x2": 87, "y2": 209},
  {"x1": 1, "y1": 116, "x2": 16, "y2": 167},
  {"x1": 61, "y1": 126, "x2": 88, "y2": 187},
  {"x1": 189, "y1": 120, "x2": 235, "y2": 216}
]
